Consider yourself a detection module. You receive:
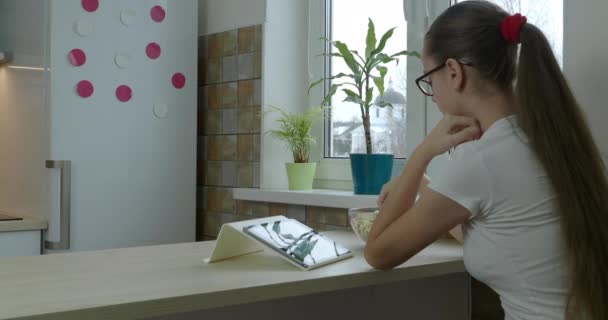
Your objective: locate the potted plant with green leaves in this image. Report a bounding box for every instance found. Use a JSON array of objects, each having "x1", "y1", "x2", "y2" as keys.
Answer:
[
  {"x1": 268, "y1": 106, "x2": 324, "y2": 190},
  {"x1": 310, "y1": 18, "x2": 419, "y2": 195}
]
